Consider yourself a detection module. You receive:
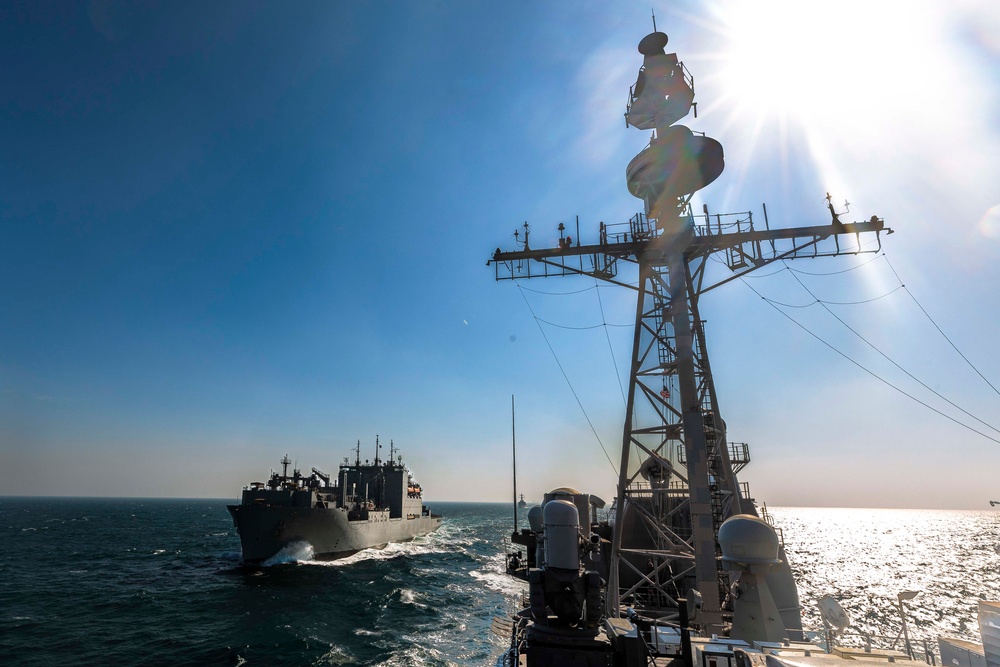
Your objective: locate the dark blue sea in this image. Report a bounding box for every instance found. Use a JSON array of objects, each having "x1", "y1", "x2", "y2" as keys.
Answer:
[
  {"x1": 0, "y1": 499, "x2": 522, "y2": 667},
  {"x1": 2, "y1": 500, "x2": 998, "y2": 666}
]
